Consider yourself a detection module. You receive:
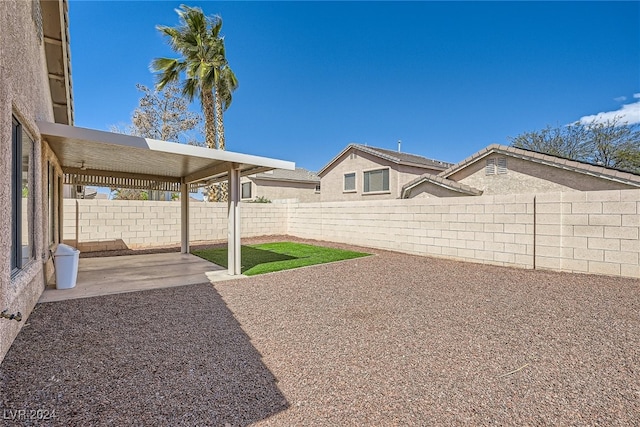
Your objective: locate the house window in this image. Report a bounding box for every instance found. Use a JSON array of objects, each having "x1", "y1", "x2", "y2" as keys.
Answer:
[
  {"x1": 486, "y1": 157, "x2": 508, "y2": 175},
  {"x1": 315, "y1": 184, "x2": 321, "y2": 193},
  {"x1": 363, "y1": 168, "x2": 389, "y2": 193},
  {"x1": 12, "y1": 116, "x2": 35, "y2": 272},
  {"x1": 344, "y1": 173, "x2": 356, "y2": 192},
  {"x1": 241, "y1": 182, "x2": 252, "y2": 199}
]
